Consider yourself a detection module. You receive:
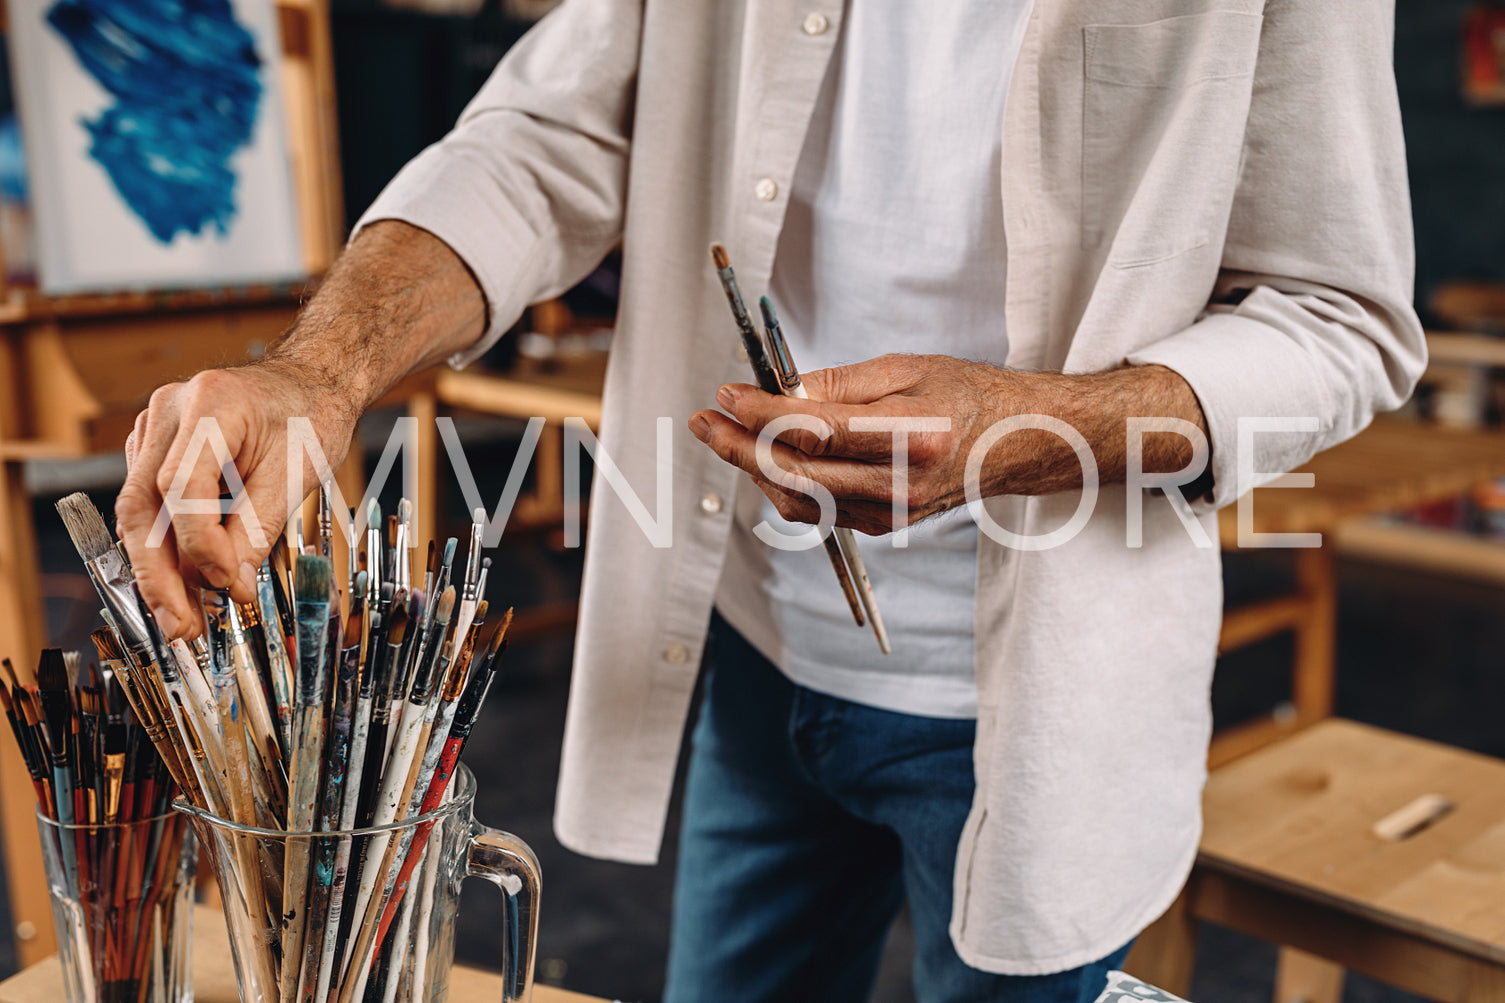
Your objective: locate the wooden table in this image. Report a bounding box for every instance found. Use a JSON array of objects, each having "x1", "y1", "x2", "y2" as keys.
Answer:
[
  {"x1": 1130, "y1": 719, "x2": 1505, "y2": 1002},
  {"x1": 1211, "y1": 417, "x2": 1505, "y2": 766},
  {"x1": 0, "y1": 905, "x2": 607, "y2": 1002}
]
